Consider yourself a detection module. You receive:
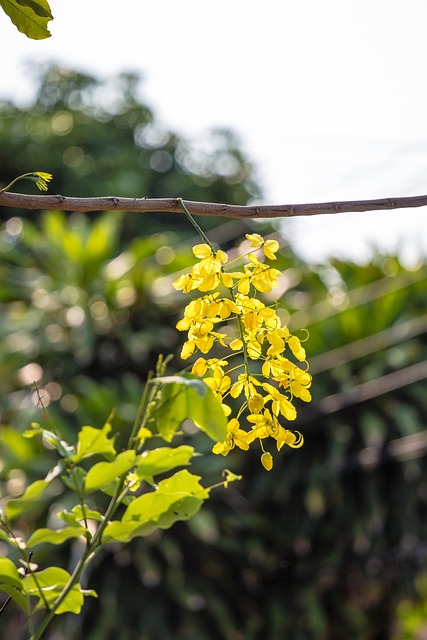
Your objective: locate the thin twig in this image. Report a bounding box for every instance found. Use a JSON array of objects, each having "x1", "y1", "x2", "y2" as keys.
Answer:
[{"x1": 0, "y1": 191, "x2": 427, "y2": 218}]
